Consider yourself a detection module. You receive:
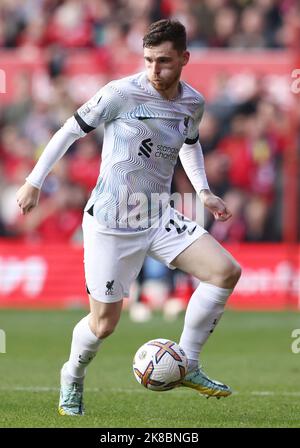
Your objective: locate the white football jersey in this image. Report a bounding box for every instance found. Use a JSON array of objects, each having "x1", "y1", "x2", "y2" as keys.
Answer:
[{"x1": 74, "y1": 72, "x2": 205, "y2": 232}]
